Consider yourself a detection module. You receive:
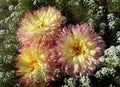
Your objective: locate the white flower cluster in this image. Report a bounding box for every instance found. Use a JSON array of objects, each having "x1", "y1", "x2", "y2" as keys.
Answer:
[
  {"x1": 107, "y1": 13, "x2": 116, "y2": 29},
  {"x1": 109, "y1": 84, "x2": 116, "y2": 87},
  {"x1": 62, "y1": 78, "x2": 76, "y2": 87},
  {"x1": 107, "y1": 13, "x2": 120, "y2": 30},
  {"x1": 99, "y1": 46, "x2": 120, "y2": 68},
  {"x1": 79, "y1": 75, "x2": 91, "y2": 87},
  {"x1": 0, "y1": 72, "x2": 3, "y2": 79},
  {"x1": 116, "y1": 31, "x2": 120, "y2": 44},
  {"x1": 95, "y1": 67, "x2": 116, "y2": 79},
  {"x1": 96, "y1": 46, "x2": 120, "y2": 79},
  {"x1": 0, "y1": 30, "x2": 4, "y2": 35},
  {"x1": 0, "y1": 70, "x2": 16, "y2": 86}
]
